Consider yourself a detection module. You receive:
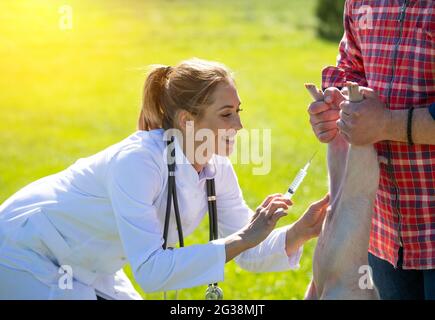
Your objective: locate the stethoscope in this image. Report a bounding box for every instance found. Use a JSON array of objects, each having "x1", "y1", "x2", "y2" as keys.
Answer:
[{"x1": 162, "y1": 137, "x2": 223, "y2": 300}]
